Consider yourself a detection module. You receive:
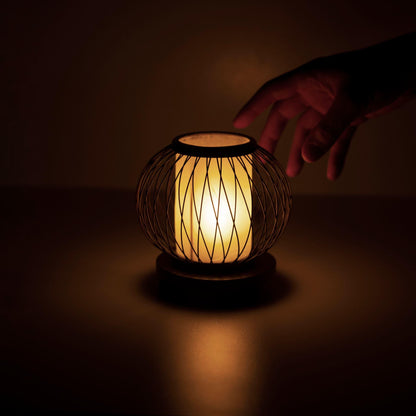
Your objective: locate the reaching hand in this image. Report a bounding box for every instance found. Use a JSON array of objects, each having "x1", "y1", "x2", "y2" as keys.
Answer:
[{"x1": 233, "y1": 32, "x2": 416, "y2": 180}]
